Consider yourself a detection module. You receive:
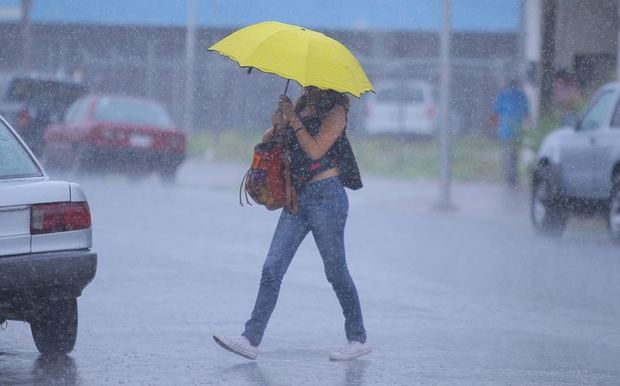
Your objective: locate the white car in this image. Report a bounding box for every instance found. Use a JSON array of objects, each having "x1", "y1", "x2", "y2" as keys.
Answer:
[
  {"x1": 364, "y1": 80, "x2": 437, "y2": 136},
  {"x1": 0, "y1": 114, "x2": 96, "y2": 355},
  {"x1": 531, "y1": 82, "x2": 620, "y2": 241}
]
